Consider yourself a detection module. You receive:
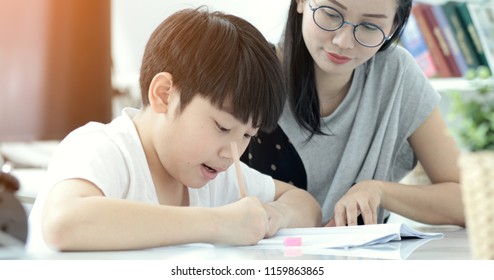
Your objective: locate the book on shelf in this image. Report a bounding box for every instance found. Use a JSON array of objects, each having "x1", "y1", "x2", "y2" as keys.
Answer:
[
  {"x1": 441, "y1": 1, "x2": 481, "y2": 71},
  {"x1": 400, "y1": 11, "x2": 439, "y2": 78},
  {"x1": 431, "y1": 4, "x2": 469, "y2": 76},
  {"x1": 412, "y1": 3, "x2": 454, "y2": 77},
  {"x1": 455, "y1": 1, "x2": 491, "y2": 70},
  {"x1": 466, "y1": 2, "x2": 494, "y2": 72},
  {"x1": 422, "y1": 3, "x2": 463, "y2": 77}
]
